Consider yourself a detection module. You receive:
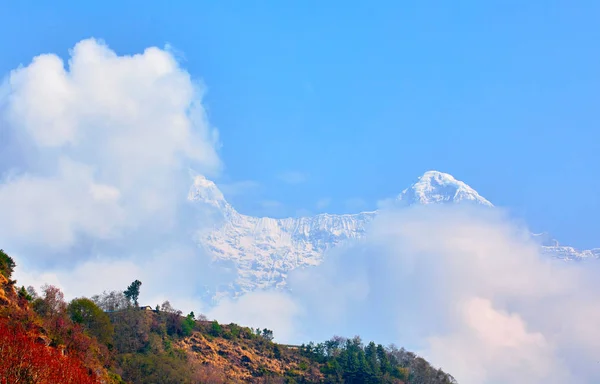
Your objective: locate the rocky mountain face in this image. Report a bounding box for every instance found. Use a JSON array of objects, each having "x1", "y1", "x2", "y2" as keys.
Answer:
[
  {"x1": 189, "y1": 171, "x2": 599, "y2": 298},
  {"x1": 189, "y1": 175, "x2": 376, "y2": 298}
]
